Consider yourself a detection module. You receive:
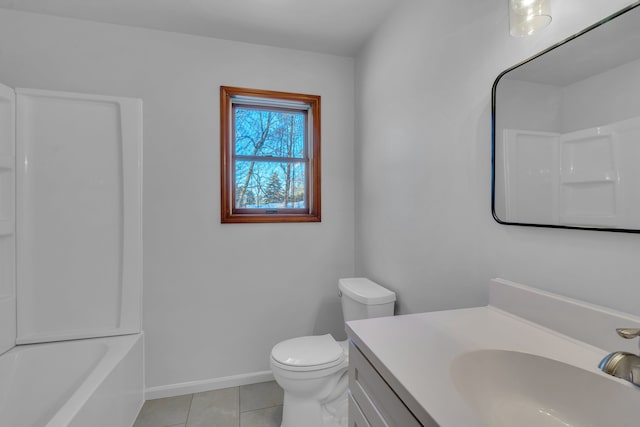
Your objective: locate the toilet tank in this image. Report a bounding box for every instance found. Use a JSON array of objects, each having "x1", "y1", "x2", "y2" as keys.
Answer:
[{"x1": 339, "y1": 278, "x2": 396, "y2": 322}]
